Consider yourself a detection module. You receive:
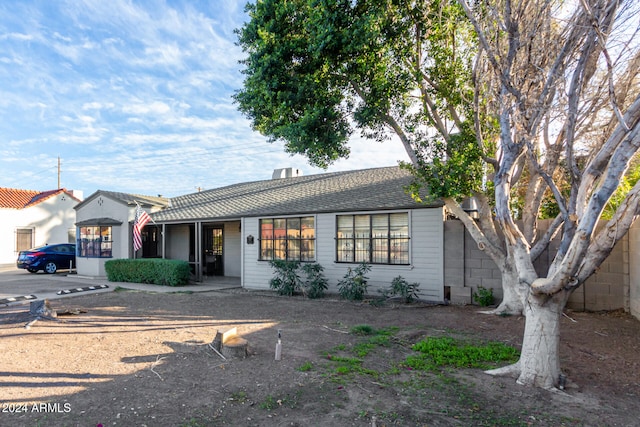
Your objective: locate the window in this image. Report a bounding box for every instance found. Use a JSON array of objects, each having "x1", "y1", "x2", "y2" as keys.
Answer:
[
  {"x1": 260, "y1": 217, "x2": 315, "y2": 261},
  {"x1": 78, "y1": 226, "x2": 113, "y2": 258},
  {"x1": 337, "y1": 213, "x2": 409, "y2": 264},
  {"x1": 15, "y1": 228, "x2": 33, "y2": 253}
]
